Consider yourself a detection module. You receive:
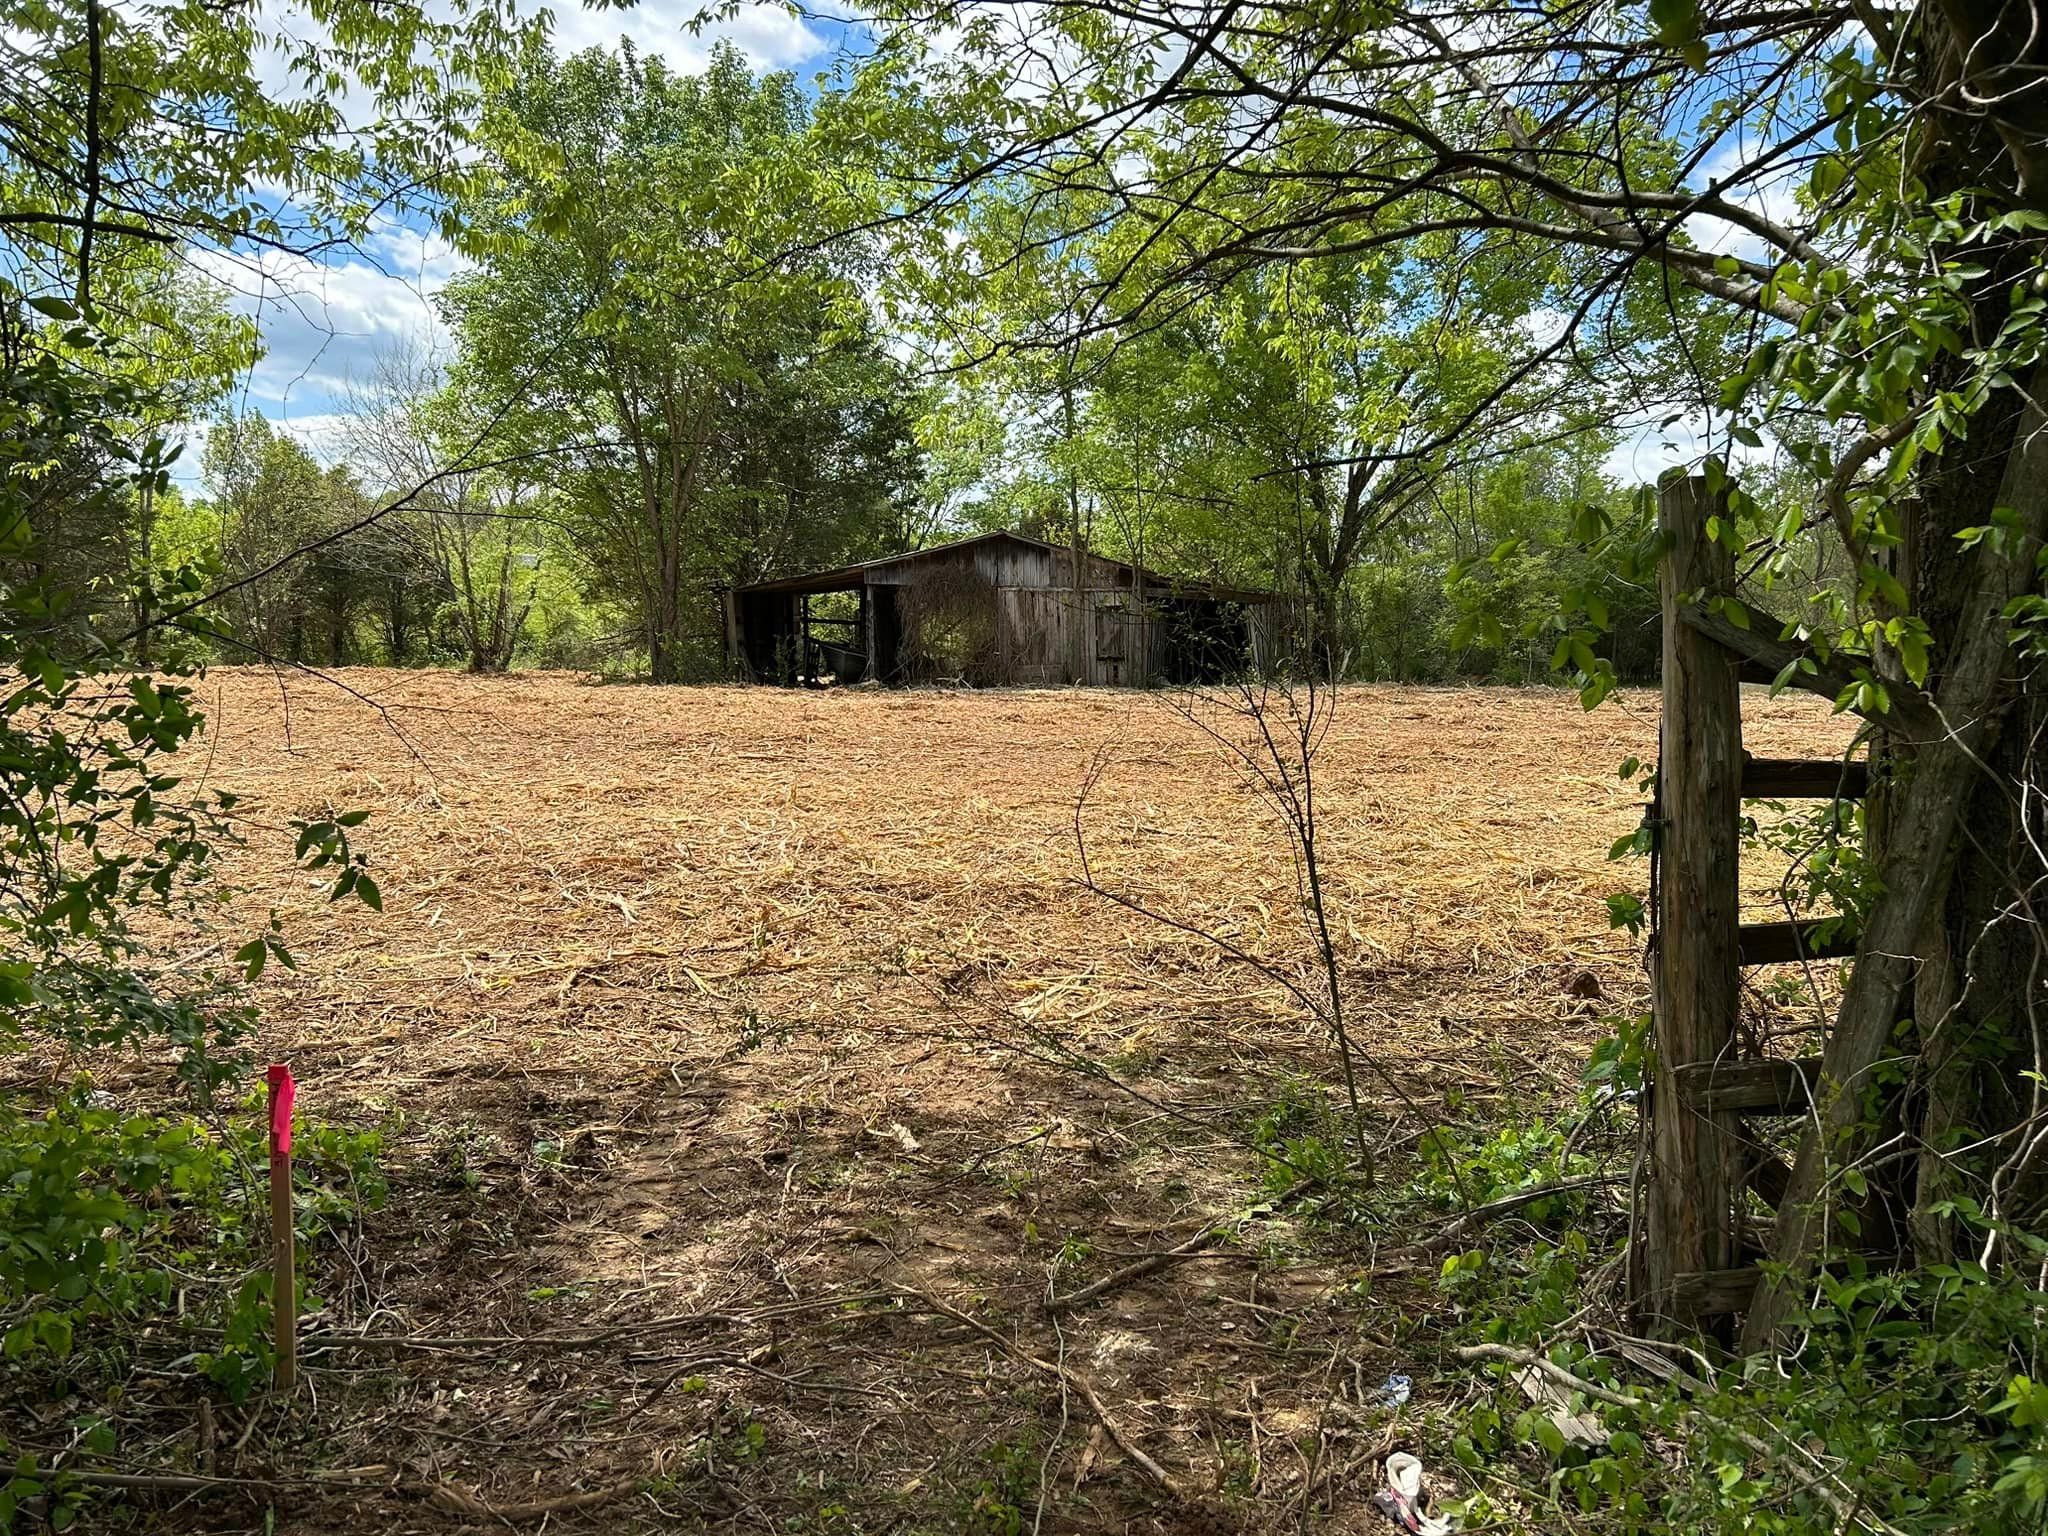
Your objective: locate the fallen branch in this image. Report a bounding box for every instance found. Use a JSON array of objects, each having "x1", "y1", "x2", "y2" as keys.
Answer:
[
  {"x1": 43, "y1": 1458, "x2": 657, "y2": 1522},
  {"x1": 1454, "y1": 1343, "x2": 1639, "y2": 1410},
  {"x1": 1046, "y1": 1230, "x2": 1236, "y2": 1314},
  {"x1": 62, "y1": 1471, "x2": 284, "y2": 1493},
  {"x1": 1415, "y1": 1175, "x2": 1624, "y2": 1254},
  {"x1": 35, "y1": 1466, "x2": 393, "y2": 1495},
  {"x1": 904, "y1": 1288, "x2": 1188, "y2": 1501},
  {"x1": 296, "y1": 1290, "x2": 897, "y2": 1357},
  {"x1": 1045, "y1": 1180, "x2": 1312, "y2": 1314},
  {"x1": 426, "y1": 1476, "x2": 646, "y2": 1521}
]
